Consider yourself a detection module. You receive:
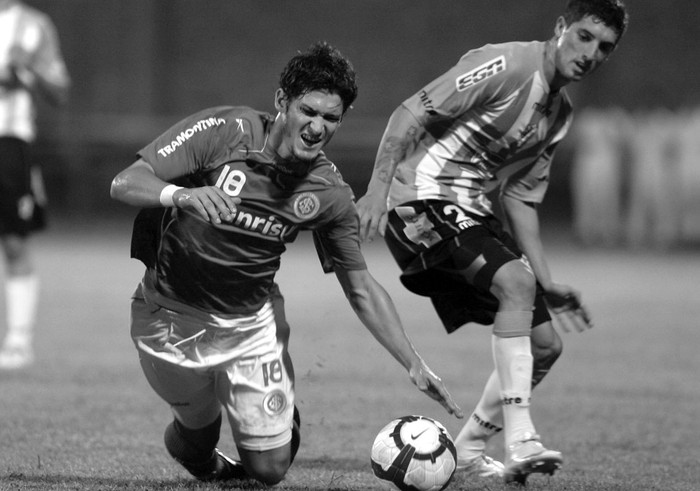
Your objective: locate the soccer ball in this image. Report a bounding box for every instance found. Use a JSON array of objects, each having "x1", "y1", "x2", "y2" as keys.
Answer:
[{"x1": 370, "y1": 415, "x2": 457, "y2": 491}]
